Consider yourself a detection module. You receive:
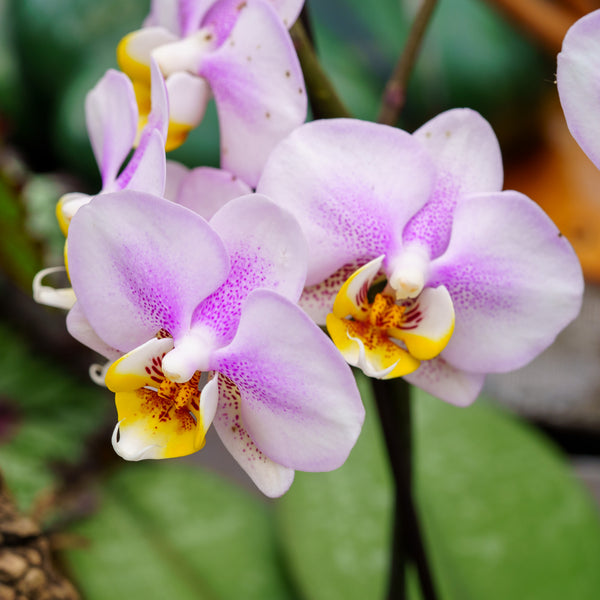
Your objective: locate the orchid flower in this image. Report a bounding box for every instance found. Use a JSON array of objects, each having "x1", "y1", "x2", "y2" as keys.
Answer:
[
  {"x1": 117, "y1": 0, "x2": 306, "y2": 186},
  {"x1": 33, "y1": 63, "x2": 168, "y2": 311},
  {"x1": 557, "y1": 9, "x2": 600, "y2": 170},
  {"x1": 257, "y1": 111, "x2": 584, "y2": 406},
  {"x1": 65, "y1": 190, "x2": 364, "y2": 496}
]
